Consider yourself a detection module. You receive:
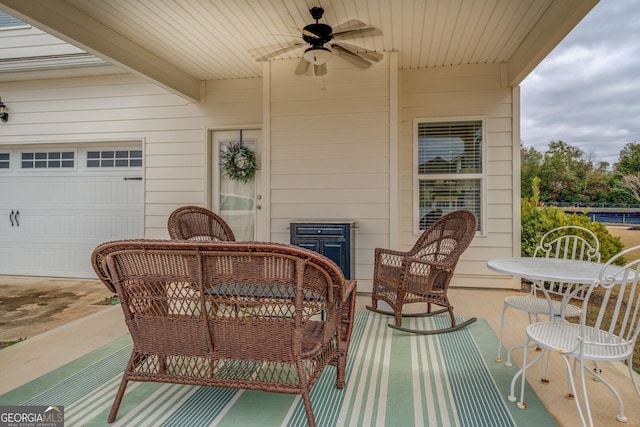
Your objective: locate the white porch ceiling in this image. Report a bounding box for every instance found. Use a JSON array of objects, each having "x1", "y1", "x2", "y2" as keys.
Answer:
[{"x1": 0, "y1": 0, "x2": 598, "y2": 102}]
